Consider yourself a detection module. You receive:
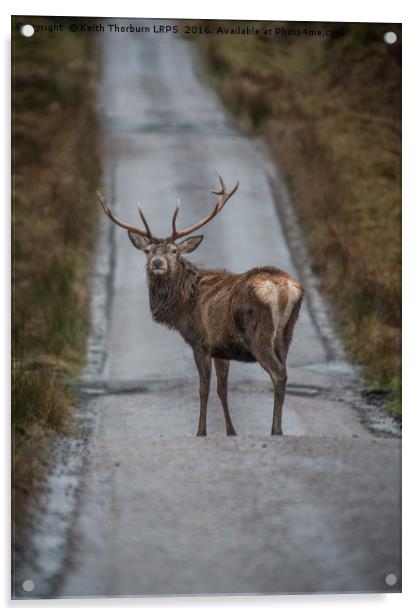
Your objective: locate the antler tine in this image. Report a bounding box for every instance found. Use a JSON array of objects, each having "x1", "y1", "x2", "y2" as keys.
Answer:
[
  {"x1": 170, "y1": 174, "x2": 240, "y2": 241},
  {"x1": 137, "y1": 202, "x2": 153, "y2": 237},
  {"x1": 209, "y1": 170, "x2": 226, "y2": 196},
  {"x1": 171, "y1": 198, "x2": 181, "y2": 239},
  {"x1": 97, "y1": 191, "x2": 152, "y2": 238}
]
